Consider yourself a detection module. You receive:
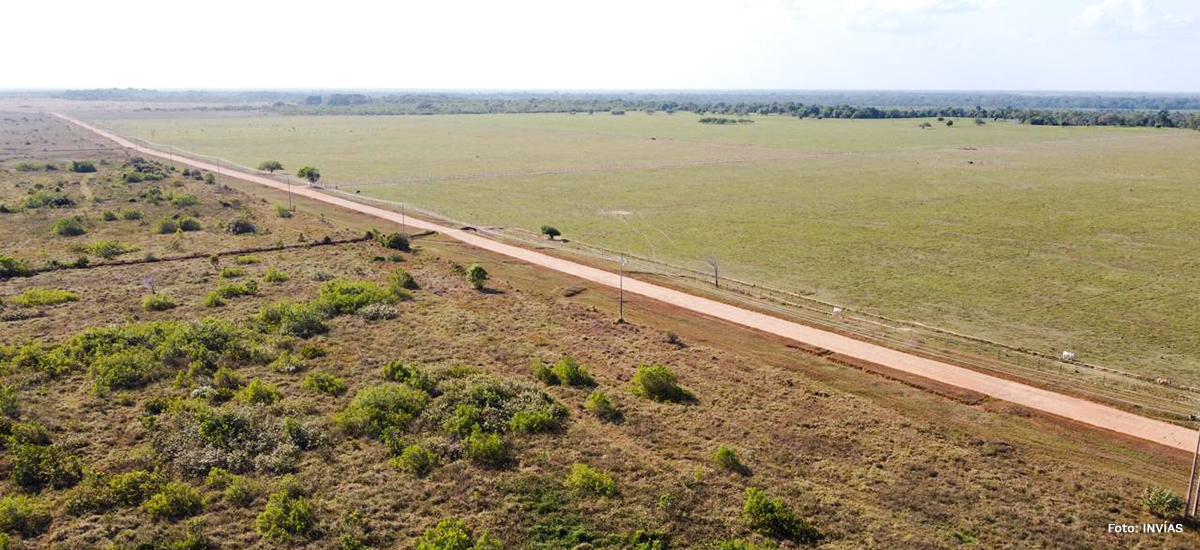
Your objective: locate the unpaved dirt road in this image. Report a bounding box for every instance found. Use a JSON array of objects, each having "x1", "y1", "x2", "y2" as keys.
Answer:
[{"x1": 54, "y1": 112, "x2": 1200, "y2": 453}]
